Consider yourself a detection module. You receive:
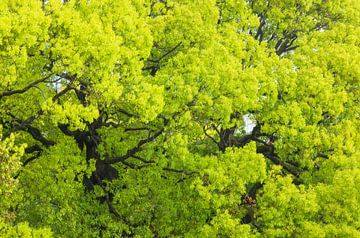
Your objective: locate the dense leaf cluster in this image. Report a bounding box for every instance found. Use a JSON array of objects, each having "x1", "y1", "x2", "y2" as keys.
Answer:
[{"x1": 0, "y1": 0, "x2": 359, "y2": 237}]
